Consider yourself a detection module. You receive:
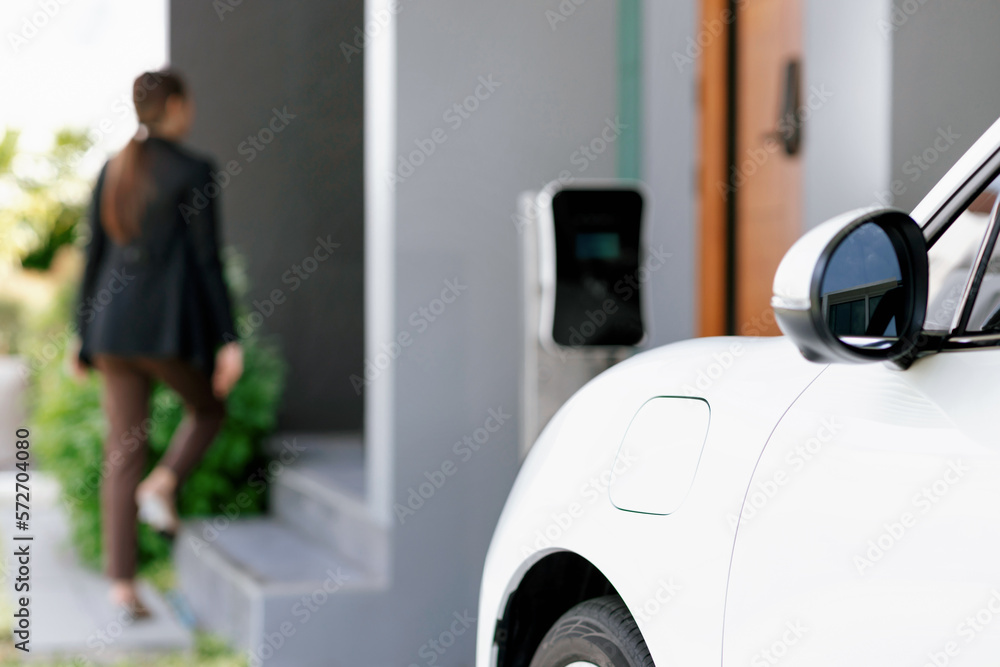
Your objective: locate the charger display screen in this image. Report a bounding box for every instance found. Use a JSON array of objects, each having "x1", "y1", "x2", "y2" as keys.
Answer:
[
  {"x1": 551, "y1": 188, "x2": 644, "y2": 347},
  {"x1": 575, "y1": 232, "x2": 621, "y2": 261}
]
